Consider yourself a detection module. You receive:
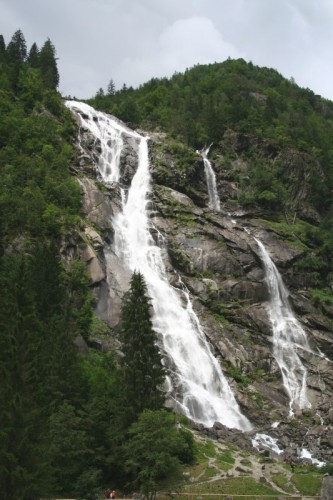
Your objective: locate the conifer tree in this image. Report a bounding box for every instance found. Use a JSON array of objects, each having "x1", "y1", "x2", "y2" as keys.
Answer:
[
  {"x1": 6, "y1": 29, "x2": 27, "y2": 63},
  {"x1": 120, "y1": 272, "x2": 166, "y2": 421},
  {"x1": 6, "y1": 29, "x2": 27, "y2": 92},
  {"x1": 107, "y1": 78, "x2": 116, "y2": 96},
  {"x1": 39, "y1": 38, "x2": 59, "y2": 89},
  {"x1": 0, "y1": 34, "x2": 6, "y2": 62},
  {"x1": 0, "y1": 253, "x2": 52, "y2": 499},
  {"x1": 124, "y1": 409, "x2": 193, "y2": 499},
  {"x1": 27, "y1": 42, "x2": 40, "y2": 67}
]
